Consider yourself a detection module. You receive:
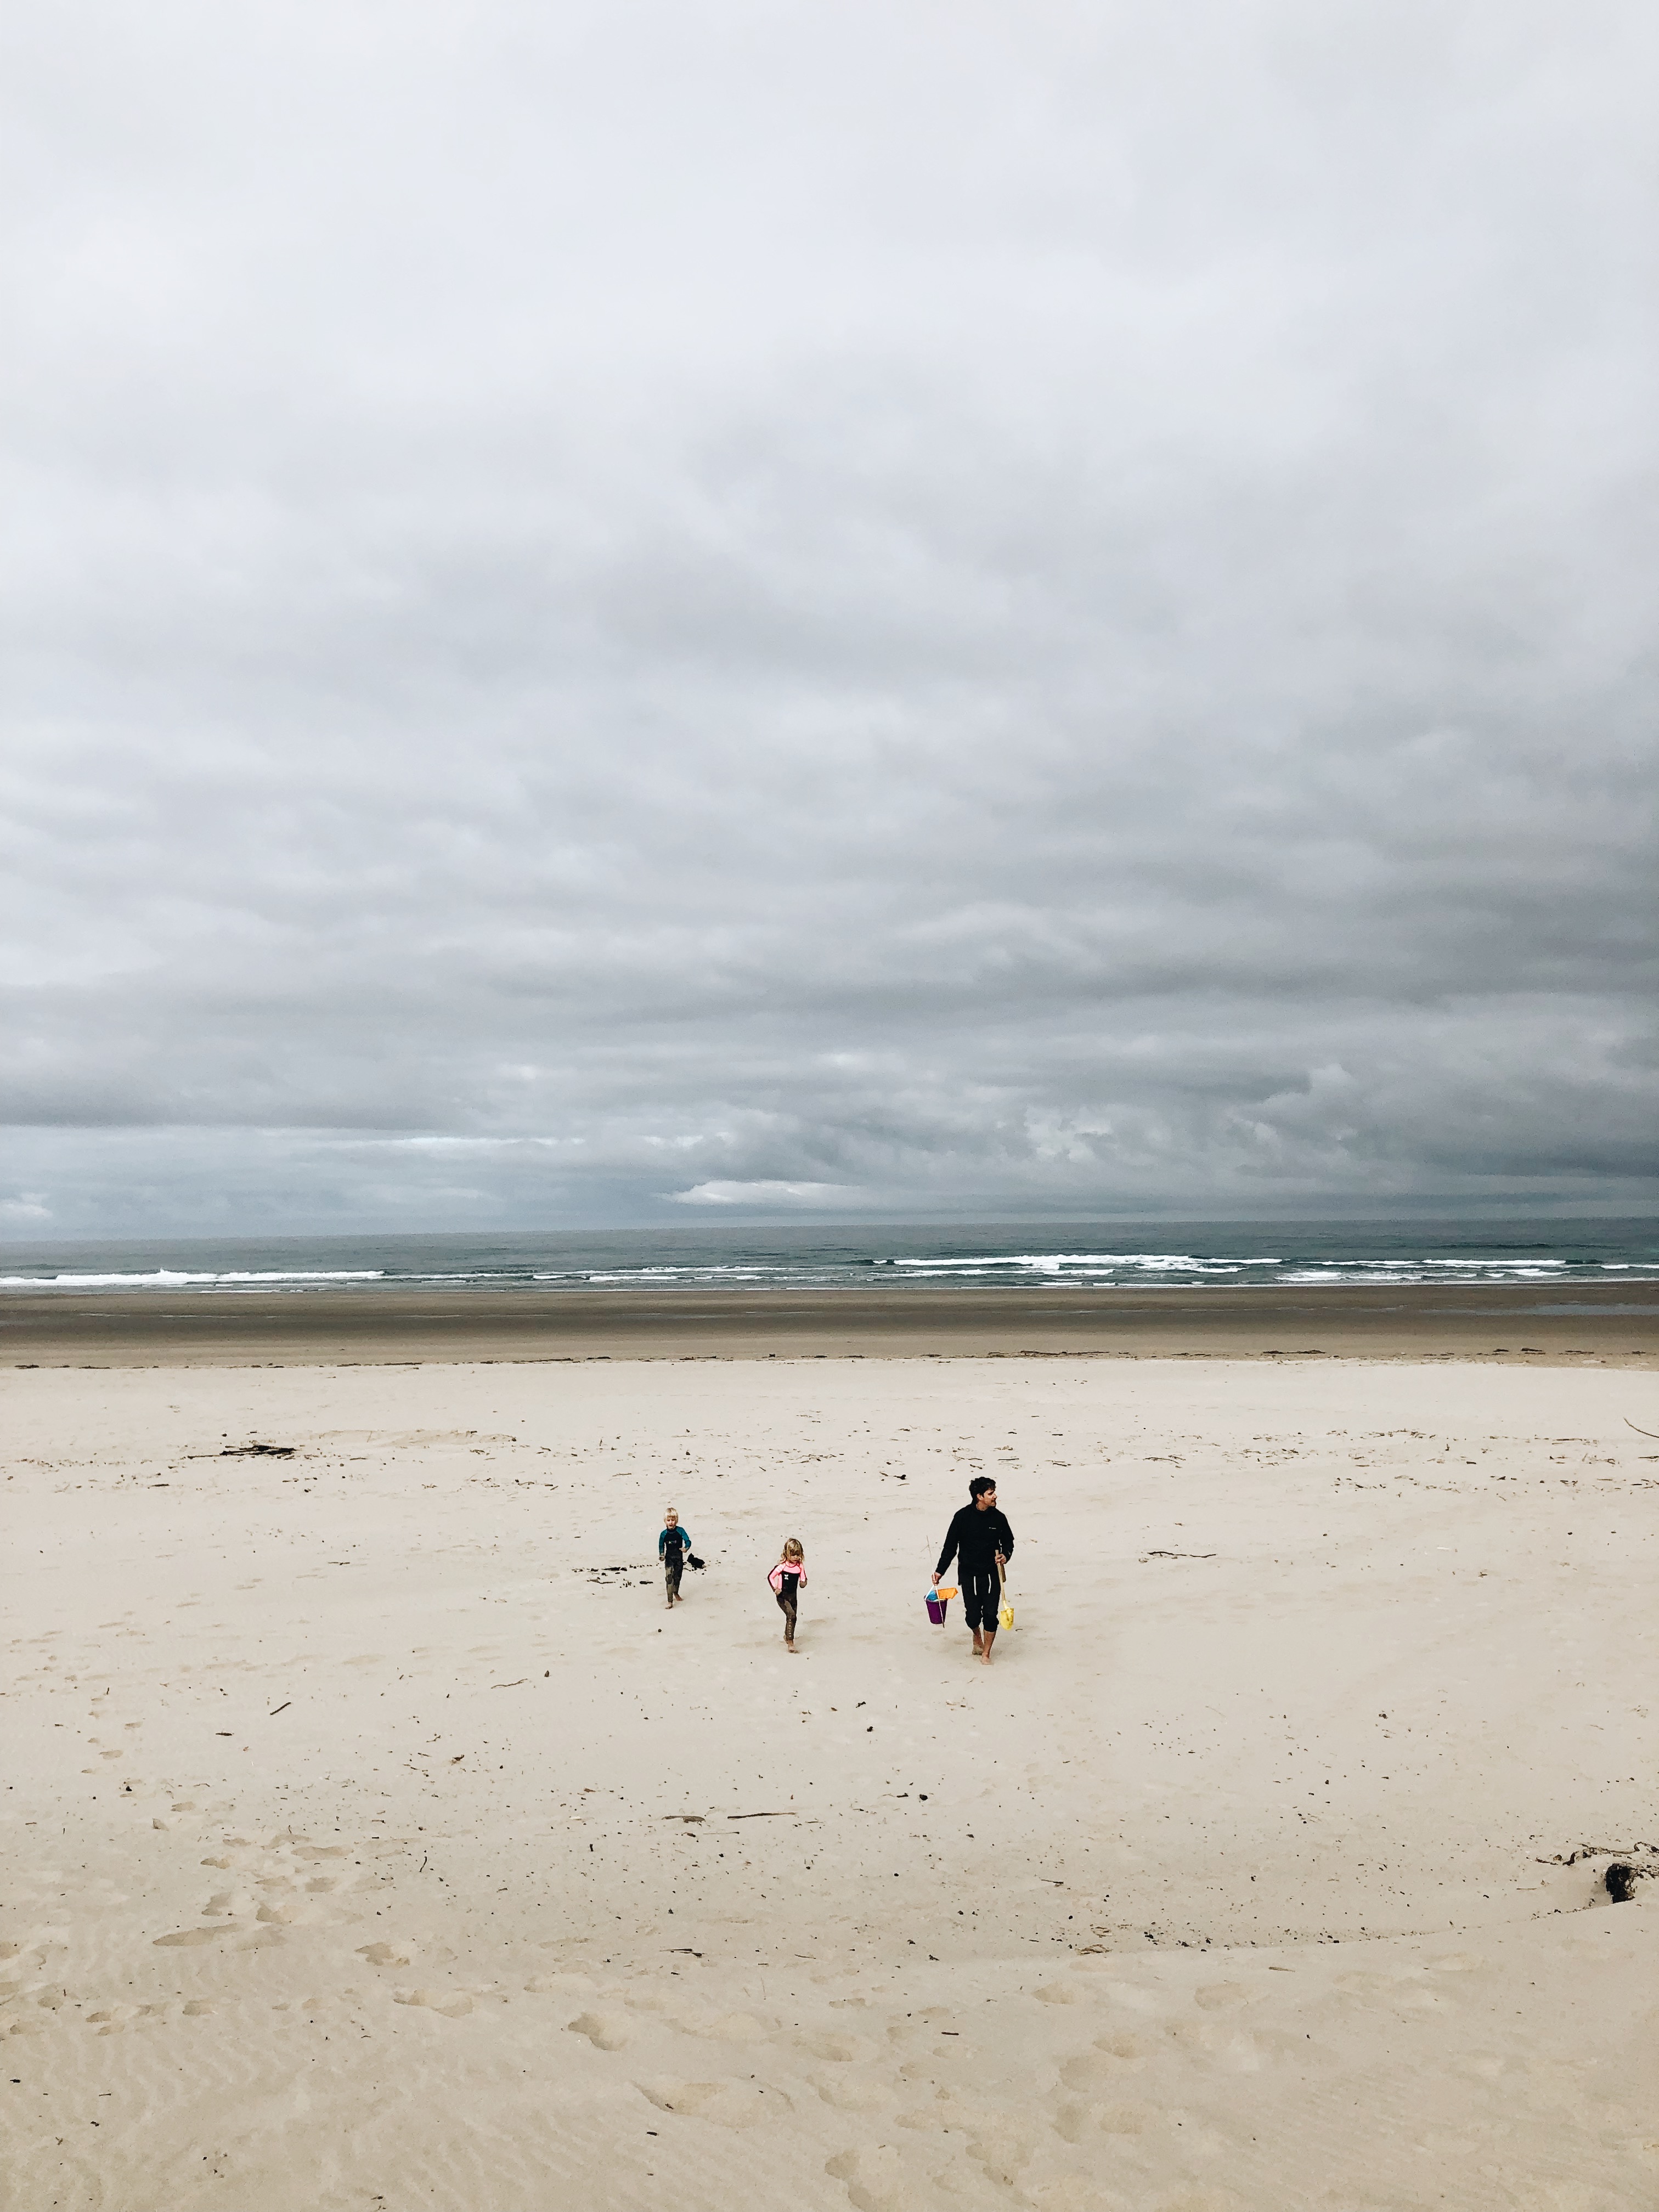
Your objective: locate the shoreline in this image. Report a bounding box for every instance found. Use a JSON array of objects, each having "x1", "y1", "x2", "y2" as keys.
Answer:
[{"x1": 2, "y1": 1278, "x2": 1655, "y2": 1365}]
